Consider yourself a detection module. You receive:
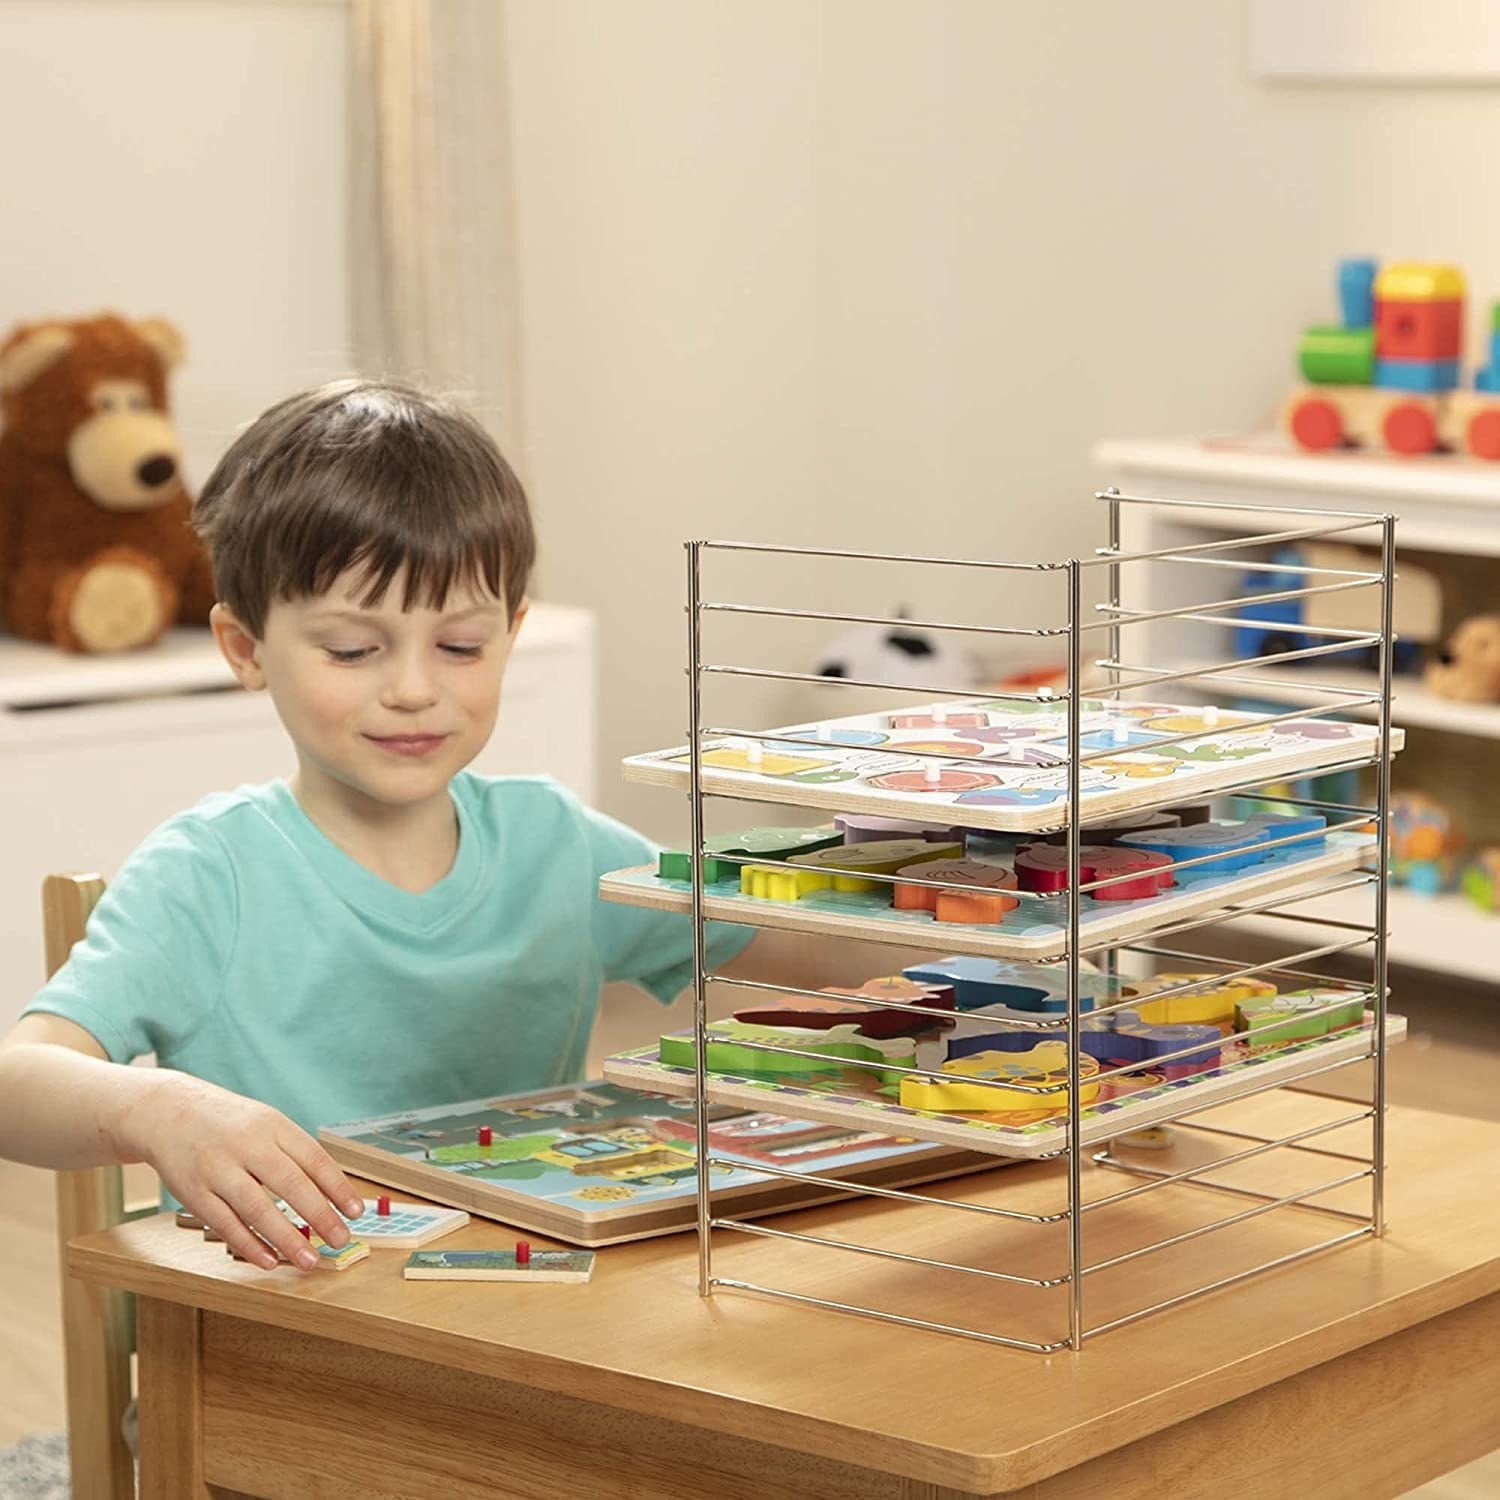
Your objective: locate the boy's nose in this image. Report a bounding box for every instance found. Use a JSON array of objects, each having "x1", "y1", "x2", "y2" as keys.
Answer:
[{"x1": 380, "y1": 656, "x2": 440, "y2": 709}]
